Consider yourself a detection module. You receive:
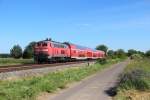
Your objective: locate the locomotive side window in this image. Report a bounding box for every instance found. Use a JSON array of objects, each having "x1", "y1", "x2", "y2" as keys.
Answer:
[{"x1": 52, "y1": 43, "x2": 67, "y2": 48}]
